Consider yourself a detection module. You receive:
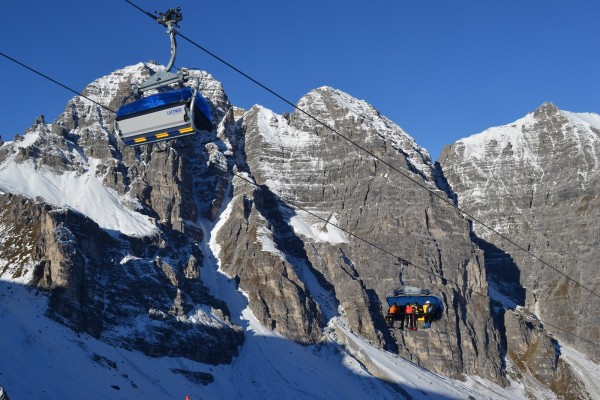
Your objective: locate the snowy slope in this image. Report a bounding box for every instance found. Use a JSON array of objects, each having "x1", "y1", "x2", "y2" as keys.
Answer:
[
  {"x1": 3, "y1": 64, "x2": 600, "y2": 399},
  {"x1": 0, "y1": 132, "x2": 157, "y2": 237},
  {"x1": 0, "y1": 181, "x2": 530, "y2": 399},
  {"x1": 1, "y1": 270, "x2": 535, "y2": 400}
]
